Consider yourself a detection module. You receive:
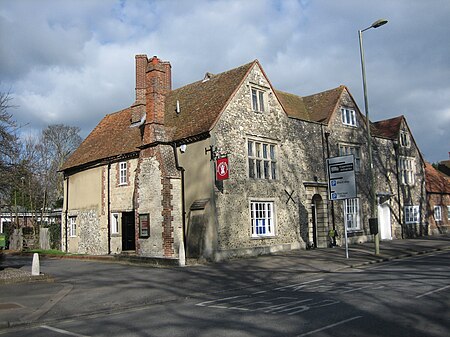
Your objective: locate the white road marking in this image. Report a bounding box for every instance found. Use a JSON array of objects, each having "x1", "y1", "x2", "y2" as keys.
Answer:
[
  {"x1": 295, "y1": 316, "x2": 363, "y2": 337},
  {"x1": 274, "y1": 278, "x2": 324, "y2": 291},
  {"x1": 40, "y1": 325, "x2": 91, "y2": 337},
  {"x1": 415, "y1": 285, "x2": 450, "y2": 299}
]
